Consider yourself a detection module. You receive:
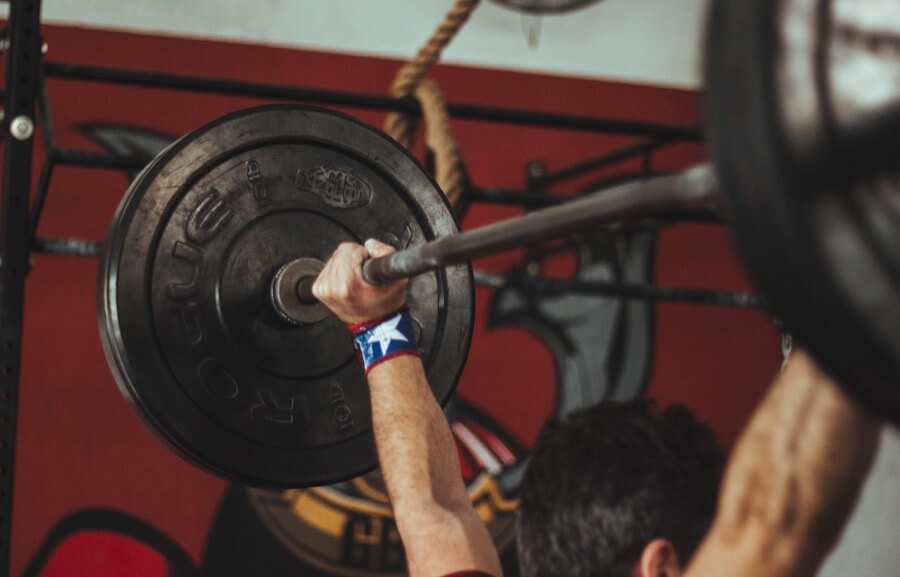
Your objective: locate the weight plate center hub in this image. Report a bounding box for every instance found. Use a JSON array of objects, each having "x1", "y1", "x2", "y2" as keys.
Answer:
[{"x1": 271, "y1": 257, "x2": 328, "y2": 325}]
